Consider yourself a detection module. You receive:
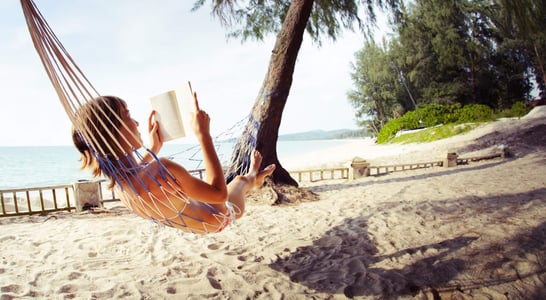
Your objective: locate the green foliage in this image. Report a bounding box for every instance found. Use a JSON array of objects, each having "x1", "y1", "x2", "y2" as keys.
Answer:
[
  {"x1": 376, "y1": 103, "x2": 495, "y2": 143},
  {"x1": 495, "y1": 101, "x2": 531, "y2": 118},
  {"x1": 509, "y1": 101, "x2": 530, "y2": 117},
  {"x1": 389, "y1": 123, "x2": 480, "y2": 144},
  {"x1": 413, "y1": 103, "x2": 460, "y2": 126},
  {"x1": 453, "y1": 104, "x2": 495, "y2": 123},
  {"x1": 193, "y1": 0, "x2": 402, "y2": 44},
  {"x1": 350, "y1": 0, "x2": 541, "y2": 138},
  {"x1": 376, "y1": 118, "x2": 404, "y2": 144},
  {"x1": 348, "y1": 40, "x2": 402, "y2": 134}
]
